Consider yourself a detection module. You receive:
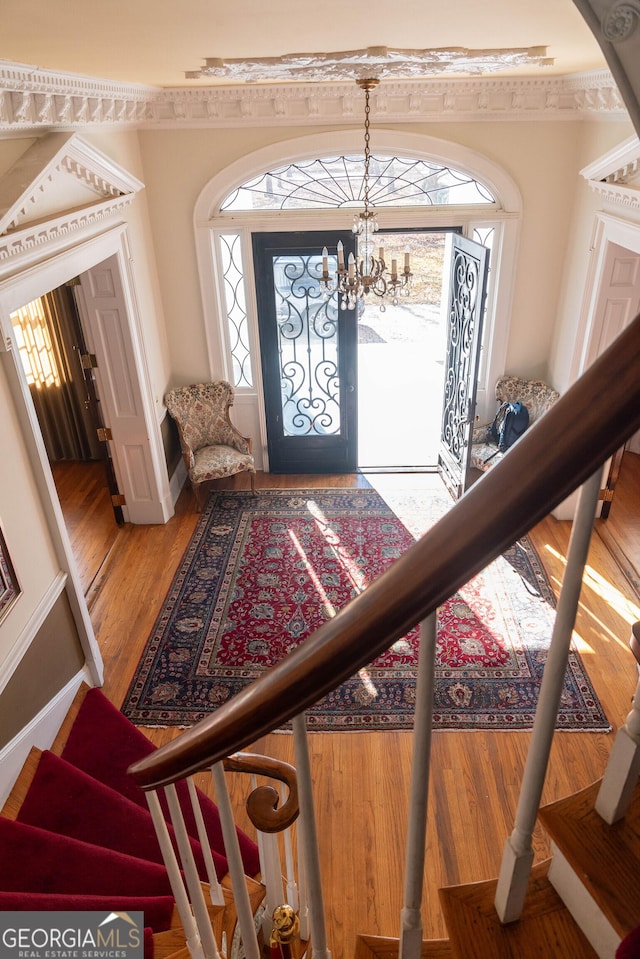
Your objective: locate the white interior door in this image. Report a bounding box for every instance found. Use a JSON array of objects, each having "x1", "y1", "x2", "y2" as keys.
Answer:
[
  {"x1": 78, "y1": 255, "x2": 172, "y2": 524},
  {"x1": 586, "y1": 241, "x2": 640, "y2": 367},
  {"x1": 587, "y1": 240, "x2": 640, "y2": 510}
]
